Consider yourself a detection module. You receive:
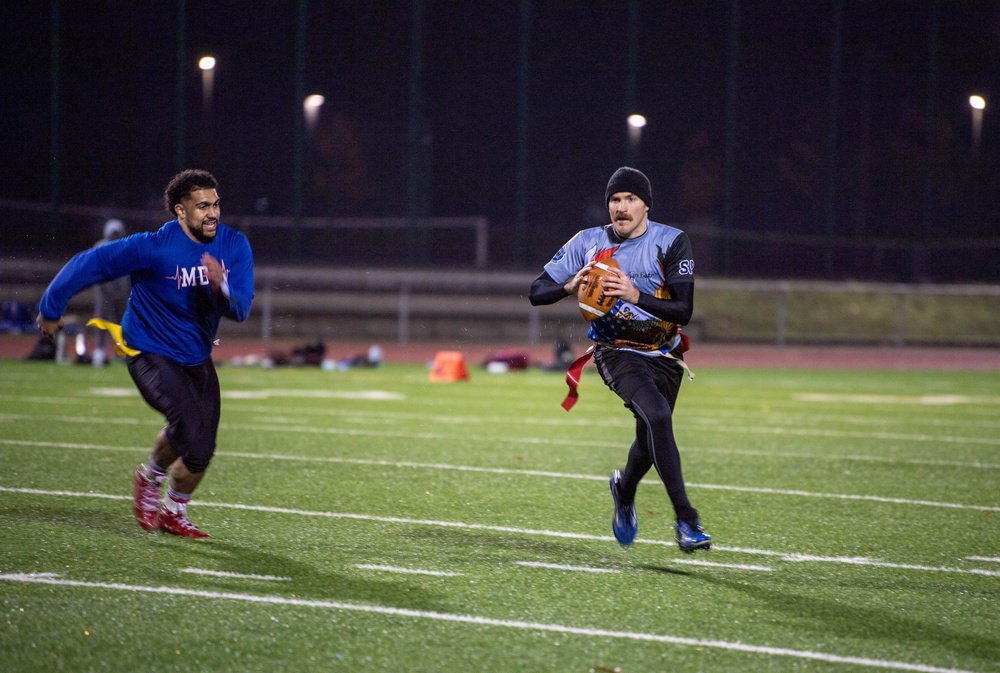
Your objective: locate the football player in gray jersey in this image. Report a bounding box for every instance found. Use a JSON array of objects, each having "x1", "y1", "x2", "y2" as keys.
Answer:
[{"x1": 529, "y1": 167, "x2": 711, "y2": 553}]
